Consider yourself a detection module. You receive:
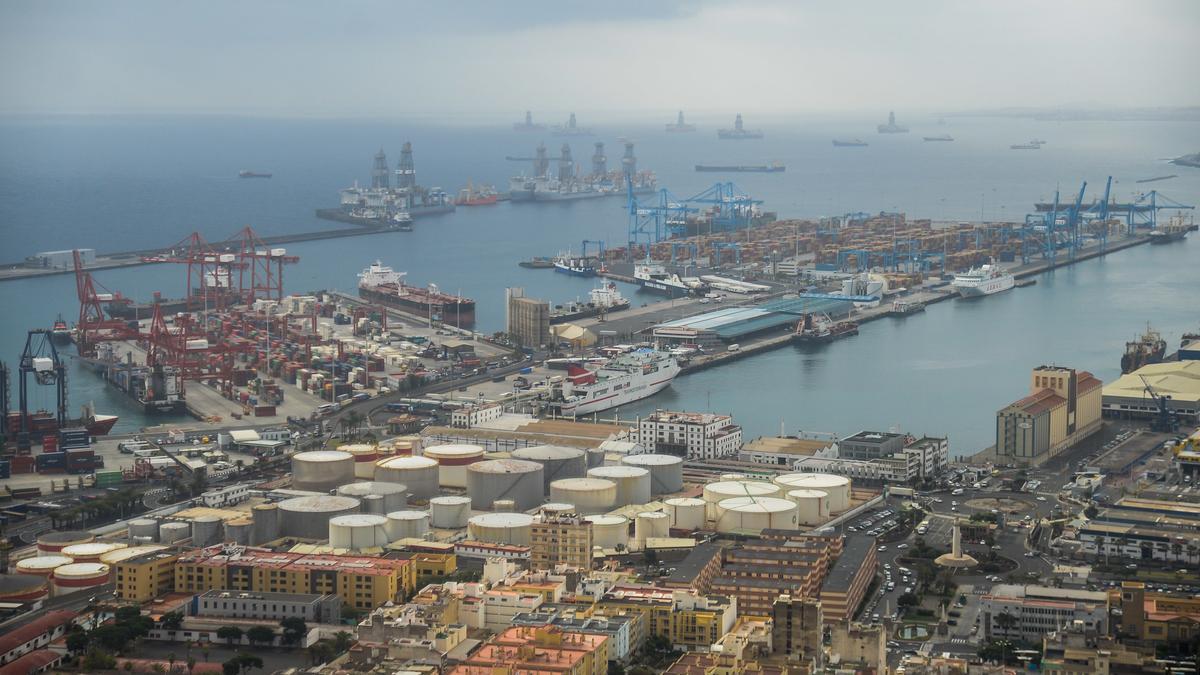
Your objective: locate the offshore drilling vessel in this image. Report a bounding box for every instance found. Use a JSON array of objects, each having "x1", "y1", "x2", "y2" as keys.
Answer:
[{"x1": 509, "y1": 141, "x2": 656, "y2": 202}]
